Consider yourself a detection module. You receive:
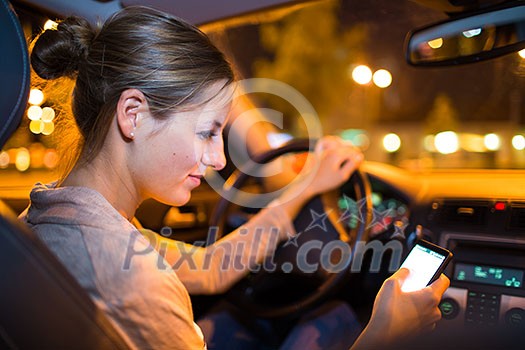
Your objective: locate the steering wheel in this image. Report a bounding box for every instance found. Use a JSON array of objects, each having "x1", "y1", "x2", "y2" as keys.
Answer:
[{"x1": 209, "y1": 139, "x2": 373, "y2": 318}]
